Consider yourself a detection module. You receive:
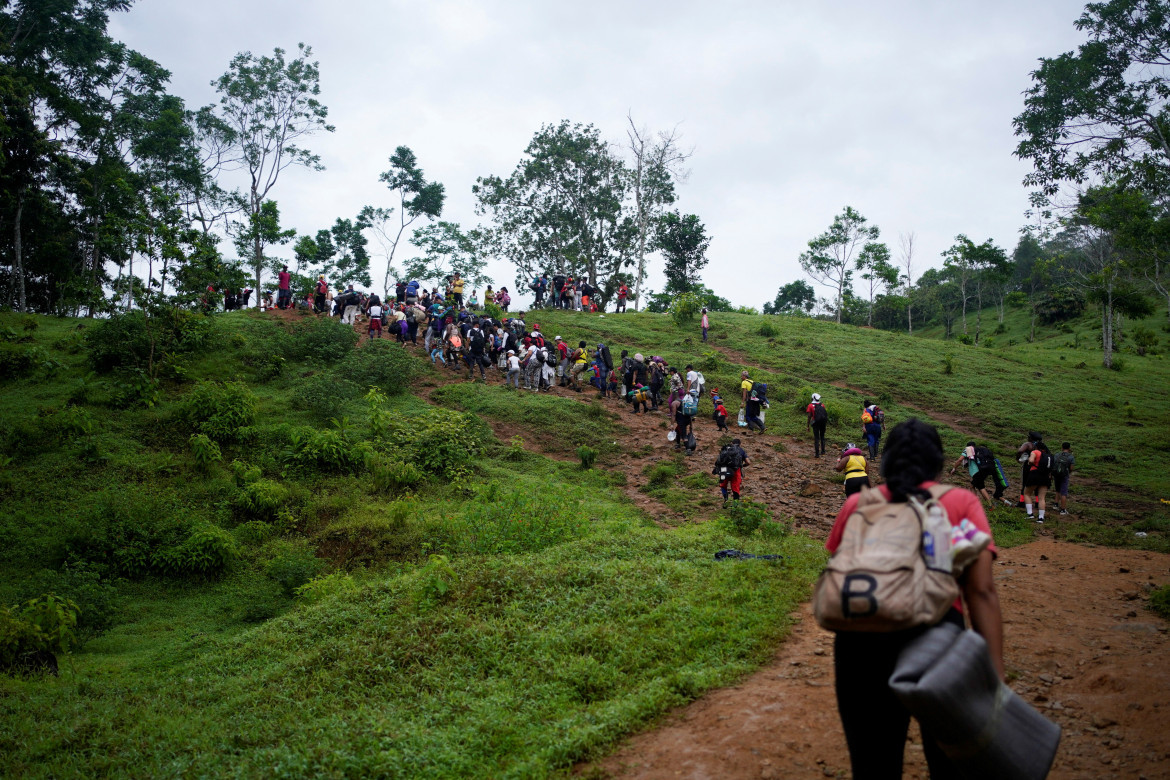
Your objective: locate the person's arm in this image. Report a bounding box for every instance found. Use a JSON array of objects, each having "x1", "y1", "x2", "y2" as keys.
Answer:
[
  {"x1": 948, "y1": 455, "x2": 966, "y2": 475},
  {"x1": 834, "y1": 455, "x2": 849, "y2": 472},
  {"x1": 960, "y1": 549, "x2": 1004, "y2": 681}
]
